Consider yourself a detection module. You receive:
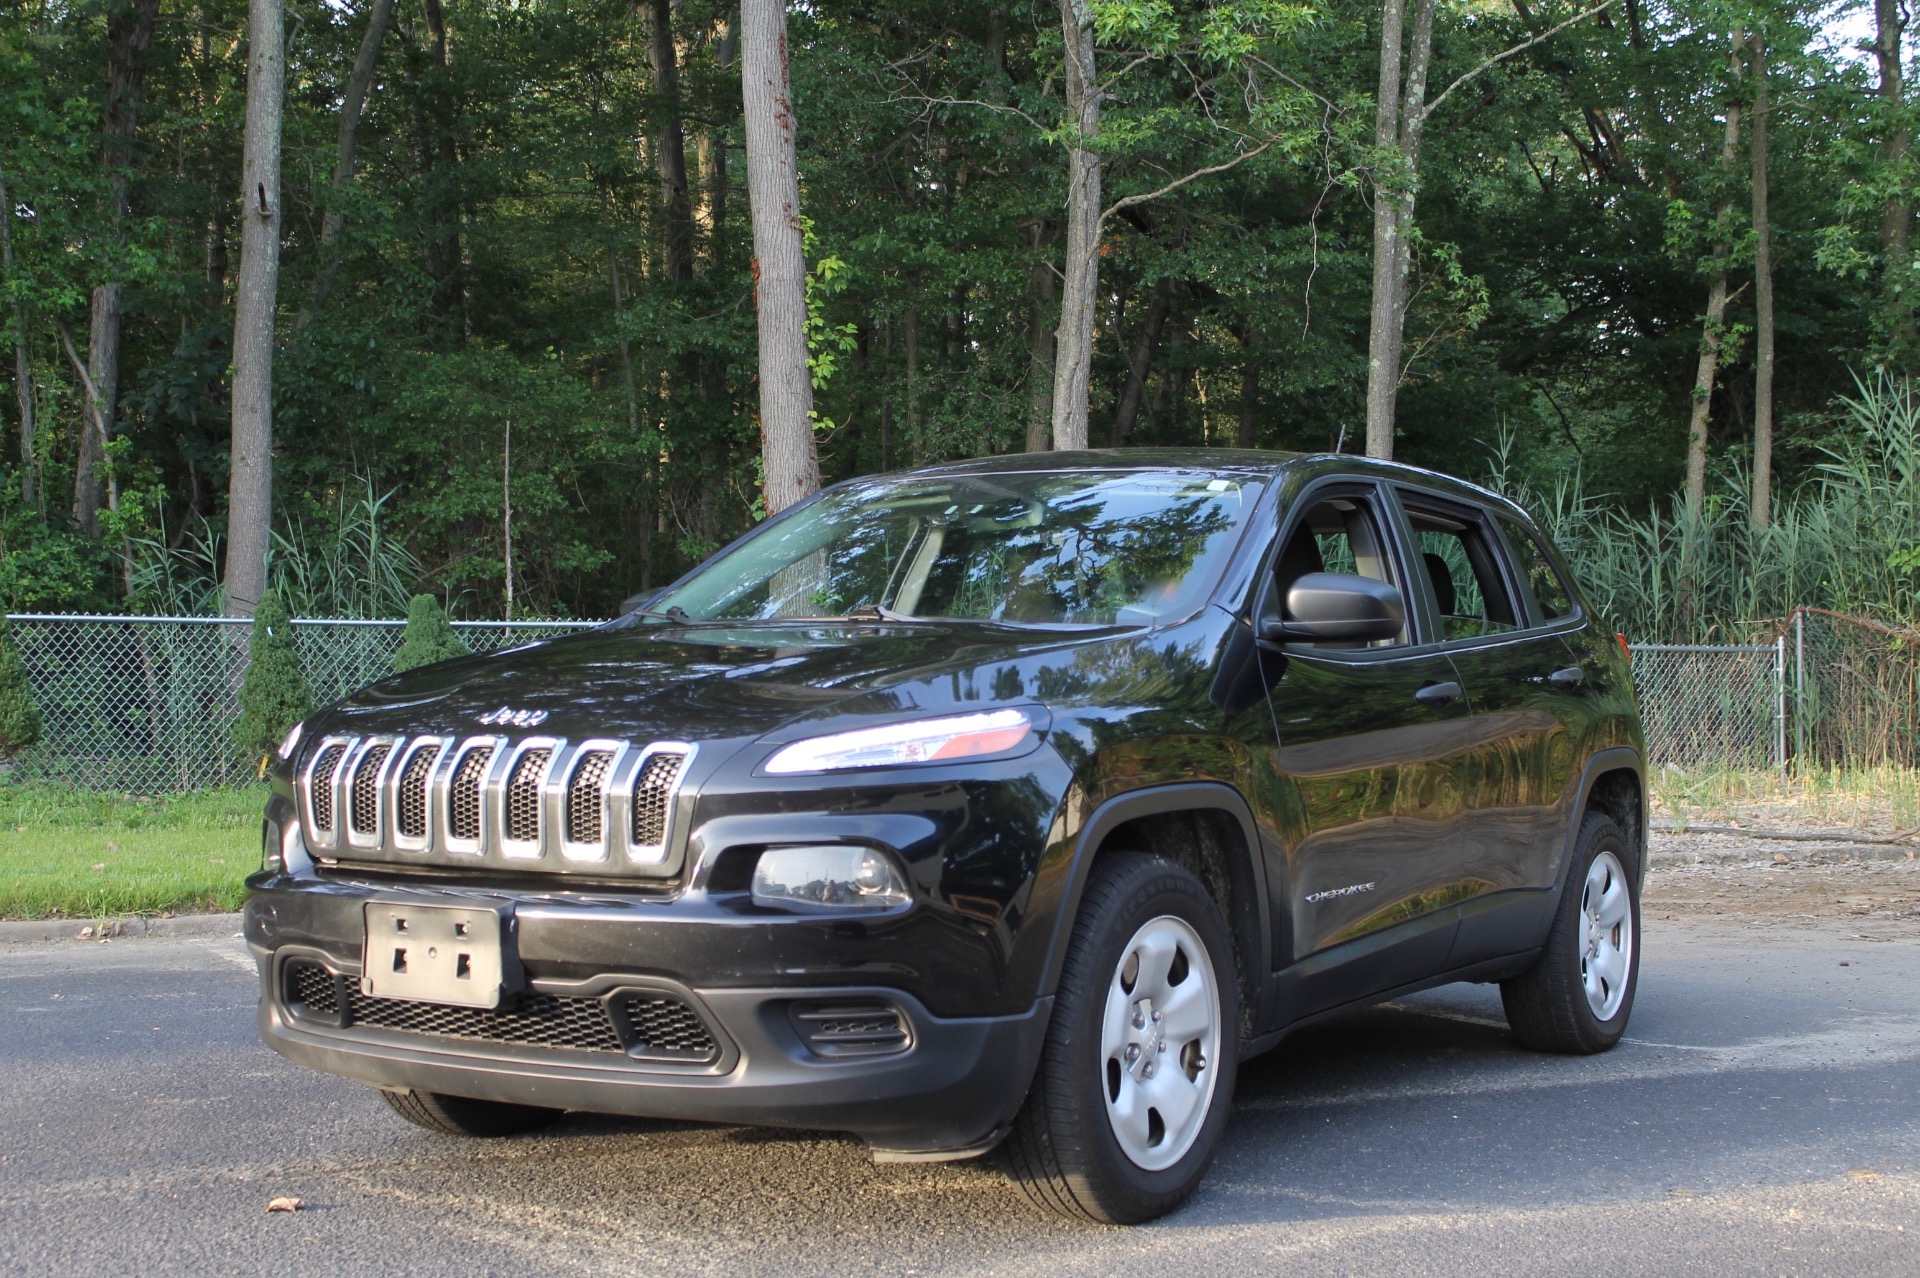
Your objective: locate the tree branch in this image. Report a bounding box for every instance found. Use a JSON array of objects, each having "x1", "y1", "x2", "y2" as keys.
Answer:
[
  {"x1": 1421, "y1": 0, "x2": 1616, "y2": 121},
  {"x1": 1098, "y1": 137, "x2": 1279, "y2": 231}
]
